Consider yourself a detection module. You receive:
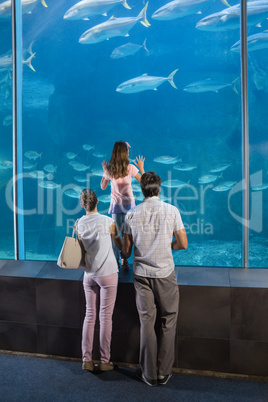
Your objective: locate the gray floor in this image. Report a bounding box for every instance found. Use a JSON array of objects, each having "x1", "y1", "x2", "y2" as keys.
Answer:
[{"x1": 1, "y1": 353, "x2": 268, "y2": 401}]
